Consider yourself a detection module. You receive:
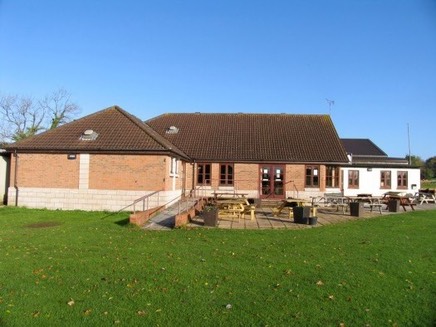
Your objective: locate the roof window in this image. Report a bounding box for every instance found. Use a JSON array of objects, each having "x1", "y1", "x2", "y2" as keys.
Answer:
[
  {"x1": 166, "y1": 126, "x2": 179, "y2": 134},
  {"x1": 80, "y1": 129, "x2": 98, "y2": 141}
]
